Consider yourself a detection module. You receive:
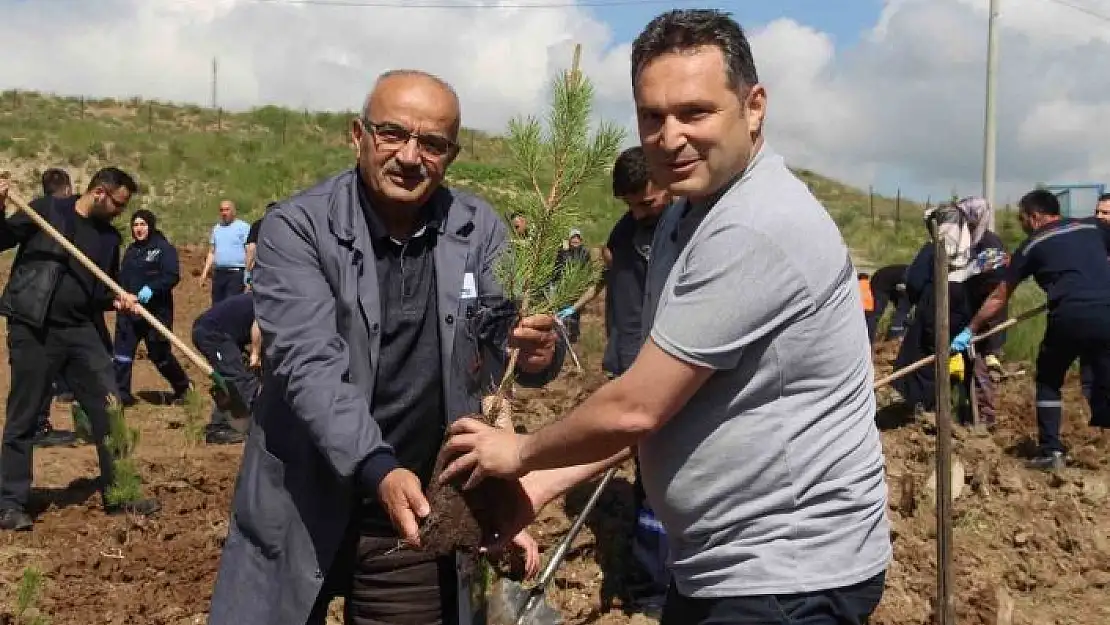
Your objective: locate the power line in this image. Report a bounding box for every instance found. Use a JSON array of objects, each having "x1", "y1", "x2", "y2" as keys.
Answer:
[
  {"x1": 1038, "y1": 0, "x2": 1110, "y2": 22},
  {"x1": 246, "y1": 0, "x2": 707, "y2": 8}
]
